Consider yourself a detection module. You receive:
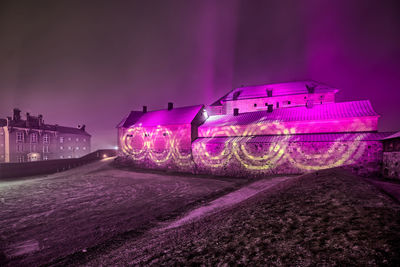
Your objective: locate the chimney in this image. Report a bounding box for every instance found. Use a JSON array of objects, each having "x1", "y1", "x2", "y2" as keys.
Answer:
[
  {"x1": 26, "y1": 112, "x2": 30, "y2": 127},
  {"x1": 168, "y1": 102, "x2": 173, "y2": 110},
  {"x1": 233, "y1": 108, "x2": 239, "y2": 116},
  {"x1": 306, "y1": 84, "x2": 315, "y2": 94},
  {"x1": 267, "y1": 104, "x2": 273, "y2": 113},
  {"x1": 143, "y1": 106, "x2": 147, "y2": 113},
  {"x1": 38, "y1": 114, "x2": 43, "y2": 127},
  {"x1": 266, "y1": 89, "x2": 273, "y2": 97},
  {"x1": 13, "y1": 108, "x2": 21, "y2": 121},
  {"x1": 80, "y1": 124, "x2": 86, "y2": 131}
]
